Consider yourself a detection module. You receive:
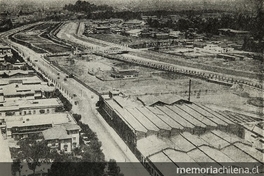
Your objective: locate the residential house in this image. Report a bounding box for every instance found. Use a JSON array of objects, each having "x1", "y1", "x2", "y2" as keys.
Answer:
[{"x1": 42, "y1": 123, "x2": 81, "y2": 152}]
